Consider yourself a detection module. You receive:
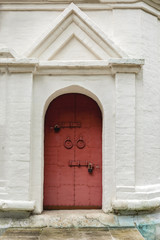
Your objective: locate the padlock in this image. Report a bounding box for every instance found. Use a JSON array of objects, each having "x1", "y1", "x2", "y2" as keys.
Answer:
[
  {"x1": 88, "y1": 163, "x2": 93, "y2": 173},
  {"x1": 54, "y1": 124, "x2": 60, "y2": 133}
]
